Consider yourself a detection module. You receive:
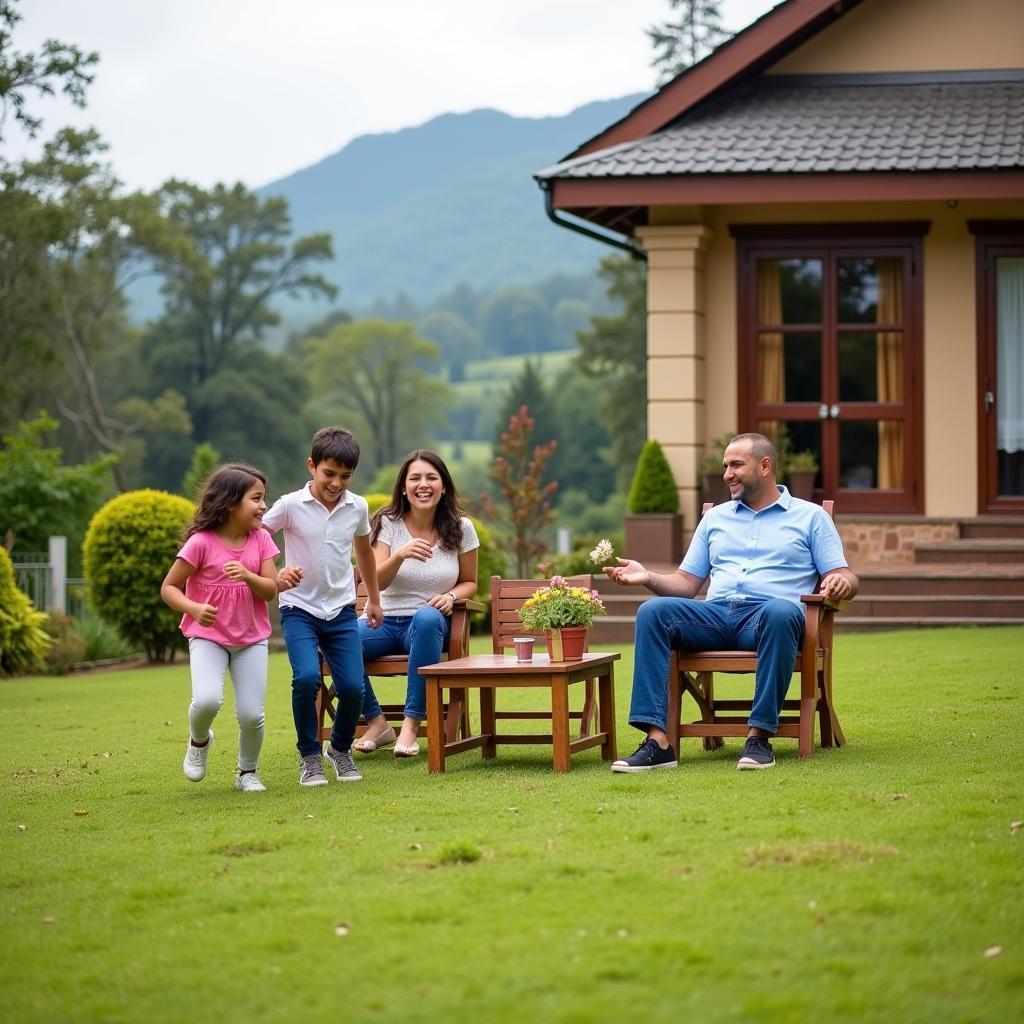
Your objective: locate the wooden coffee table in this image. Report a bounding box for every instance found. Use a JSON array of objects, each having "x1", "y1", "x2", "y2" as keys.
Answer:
[{"x1": 421, "y1": 651, "x2": 619, "y2": 773}]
